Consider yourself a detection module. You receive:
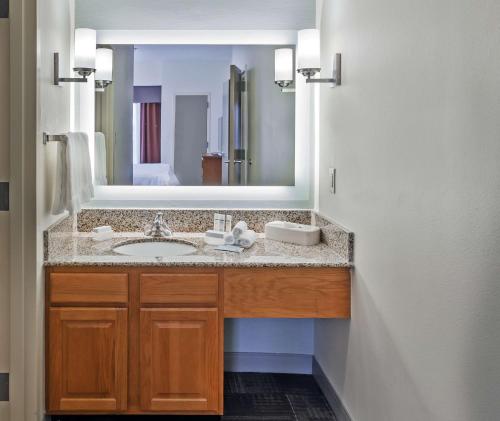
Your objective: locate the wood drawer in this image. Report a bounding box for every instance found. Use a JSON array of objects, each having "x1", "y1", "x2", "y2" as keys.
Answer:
[
  {"x1": 140, "y1": 273, "x2": 219, "y2": 306},
  {"x1": 49, "y1": 273, "x2": 129, "y2": 305},
  {"x1": 223, "y1": 268, "x2": 350, "y2": 318}
]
